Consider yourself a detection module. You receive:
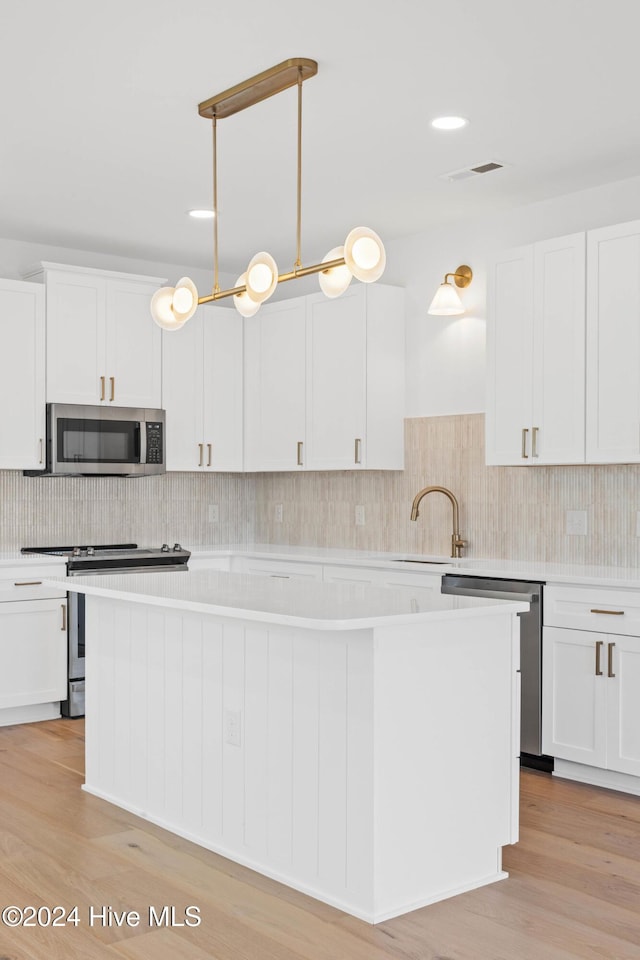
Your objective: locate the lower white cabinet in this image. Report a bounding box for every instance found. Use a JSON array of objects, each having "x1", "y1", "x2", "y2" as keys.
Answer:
[
  {"x1": 543, "y1": 583, "x2": 640, "y2": 779},
  {"x1": 0, "y1": 598, "x2": 67, "y2": 710}
]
